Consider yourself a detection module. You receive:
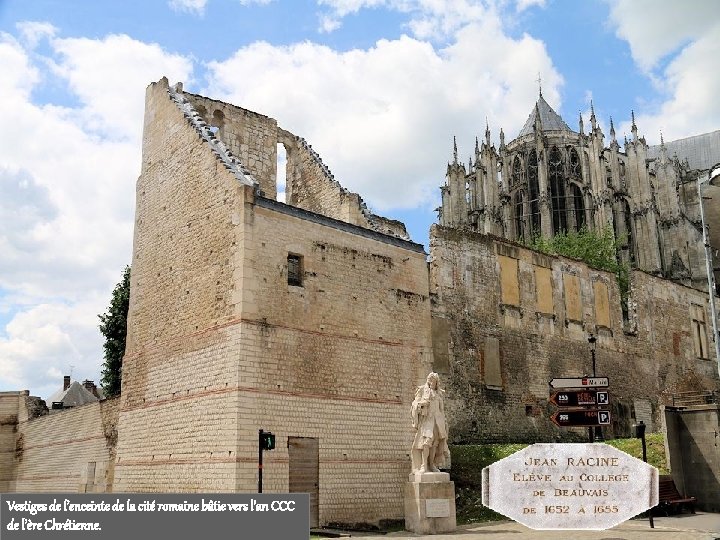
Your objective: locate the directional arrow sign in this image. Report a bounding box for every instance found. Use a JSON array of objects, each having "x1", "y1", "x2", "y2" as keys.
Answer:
[
  {"x1": 550, "y1": 409, "x2": 612, "y2": 427},
  {"x1": 549, "y1": 377, "x2": 609, "y2": 389},
  {"x1": 549, "y1": 390, "x2": 610, "y2": 407}
]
